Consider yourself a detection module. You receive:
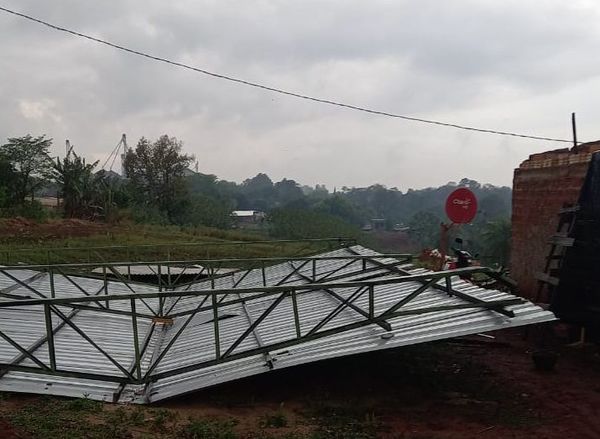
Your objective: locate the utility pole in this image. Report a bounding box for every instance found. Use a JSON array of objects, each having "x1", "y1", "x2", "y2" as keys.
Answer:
[
  {"x1": 572, "y1": 112, "x2": 578, "y2": 149},
  {"x1": 120, "y1": 133, "x2": 128, "y2": 176}
]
